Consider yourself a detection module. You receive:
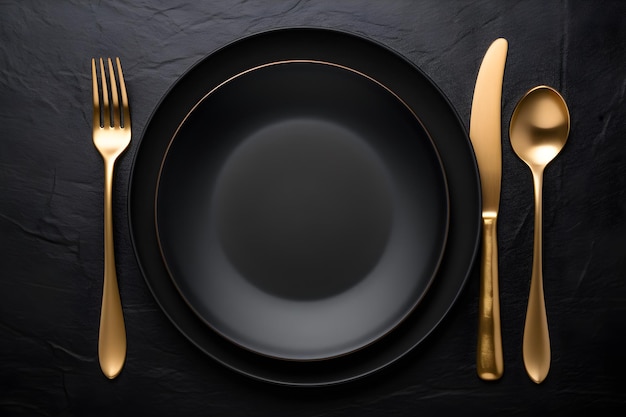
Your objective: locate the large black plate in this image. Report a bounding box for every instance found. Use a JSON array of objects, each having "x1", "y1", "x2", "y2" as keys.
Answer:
[
  {"x1": 155, "y1": 60, "x2": 449, "y2": 361},
  {"x1": 129, "y1": 28, "x2": 480, "y2": 386}
]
